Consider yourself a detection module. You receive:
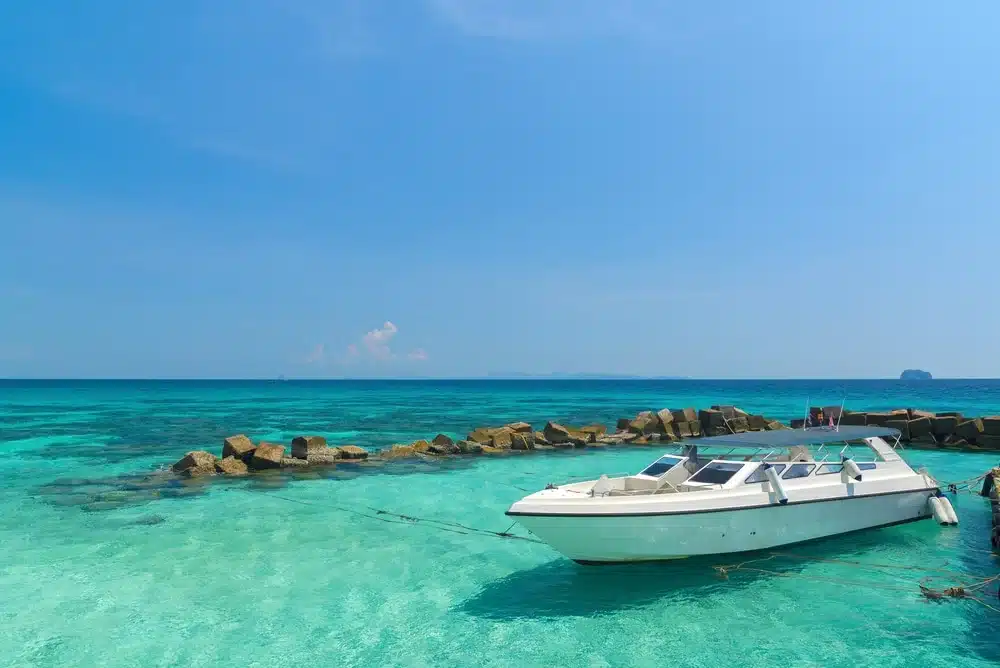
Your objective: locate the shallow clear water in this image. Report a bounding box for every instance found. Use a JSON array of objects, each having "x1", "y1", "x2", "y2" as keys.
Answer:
[{"x1": 2, "y1": 380, "x2": 999, "y2": 667}]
